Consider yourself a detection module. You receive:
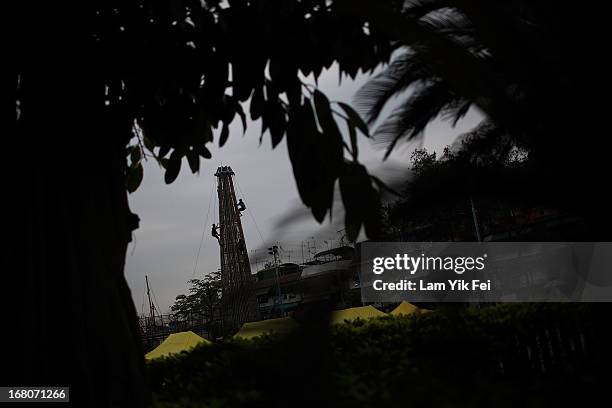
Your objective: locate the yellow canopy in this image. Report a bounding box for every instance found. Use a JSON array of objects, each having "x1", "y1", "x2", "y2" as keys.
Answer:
[
  {"x1": 233, "y1": 317, "x2": 298, "y2": 339},
  {"x1": 145, "y1": 331, "x2": 209, "y2": 360},
  {"x1": 390, "y1": 301, "x2": 424, "y2": 316},
  {"x1": 329, "y1": 305, "x2": 386, "y2": 325}
]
